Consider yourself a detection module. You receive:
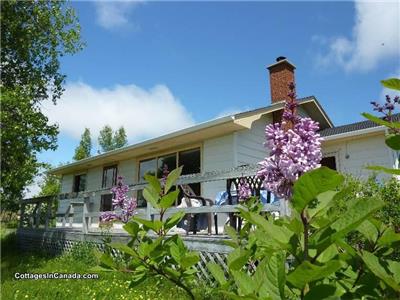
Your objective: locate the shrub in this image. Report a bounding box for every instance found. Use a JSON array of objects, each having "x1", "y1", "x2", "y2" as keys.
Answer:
[
  {"x1": 207, "y1": 167, "x2": 400, "y2": 299},
  {"x1": 69, "y1": 242, "x2": 98, "y2": 266}
]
